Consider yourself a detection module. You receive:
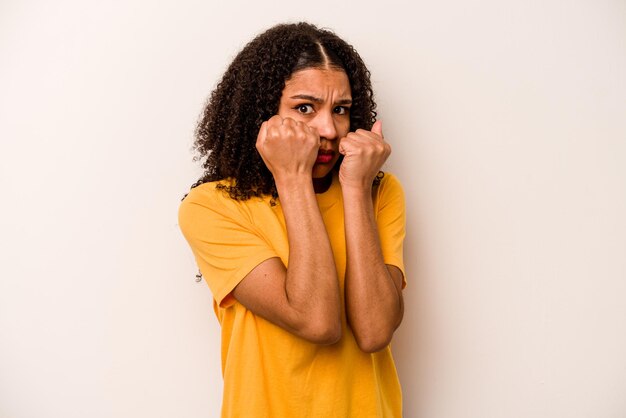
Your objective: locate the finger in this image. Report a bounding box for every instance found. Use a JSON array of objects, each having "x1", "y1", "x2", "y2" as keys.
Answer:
[
  {"x1": 281, "y1": 117, "x2": 296, "y2": 126},
  {"x1": 256, "y1": 121, "x2": 268, "y2": 148},
  {"x1": 265, "y1": 115, "x2": 284, "y2": 130},
  {"x1": 338, "y1": 137, "x2": 347, "y2": 155},
  {"x1": 338, "y1": 136, "x2": 358, "y2": 155},
  {"x1": 371, "y1": 120, "x2": 383, "y2": 138}
]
